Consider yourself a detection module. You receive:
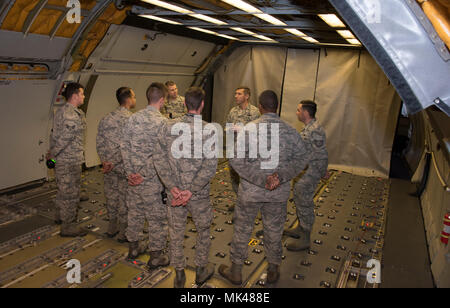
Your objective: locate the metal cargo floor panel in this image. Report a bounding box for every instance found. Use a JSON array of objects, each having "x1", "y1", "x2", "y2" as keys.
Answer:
[{"x1": 0, "y1": 163, "x2": 391, "y2": 288}]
